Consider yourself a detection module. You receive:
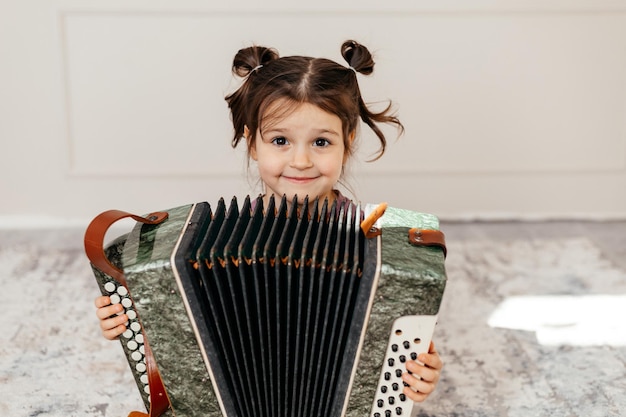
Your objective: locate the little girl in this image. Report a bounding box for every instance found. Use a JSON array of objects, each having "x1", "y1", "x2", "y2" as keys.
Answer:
[{"x1": 94, "y1": 39, "x2": 443, "y2": 404}]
